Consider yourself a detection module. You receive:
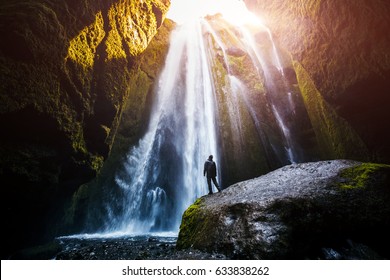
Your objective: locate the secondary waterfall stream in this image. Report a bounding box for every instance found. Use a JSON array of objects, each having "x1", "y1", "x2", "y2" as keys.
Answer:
[{"x1": 97, "y1": 10, "x2": 313, "y2": 236}]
